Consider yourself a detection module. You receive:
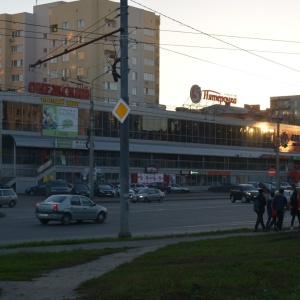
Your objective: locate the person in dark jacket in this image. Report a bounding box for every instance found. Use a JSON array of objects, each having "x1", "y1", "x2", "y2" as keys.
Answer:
[
  {"x1": 254, "y1": 189, "x2": 266, "y2": 231},
  {"x1": 289, "y1": 189, "x2": 300, "y2": 231},
  {"x1": 273, "y1": 188, "x2": 288, "y2": 231},
  {"x1": 266, "y1": 190, "x2": 277, "y2": 231}
]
